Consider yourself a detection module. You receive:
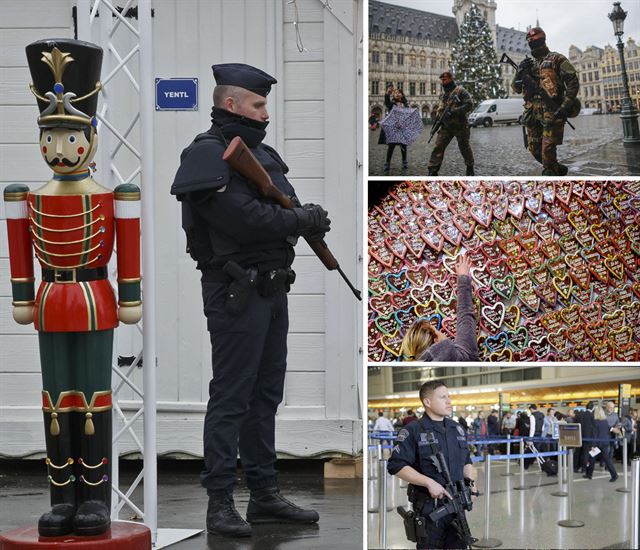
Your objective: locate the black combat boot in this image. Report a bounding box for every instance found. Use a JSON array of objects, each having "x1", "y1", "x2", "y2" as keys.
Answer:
[
  {"x1": 556, "y1": 163, "x2": 569, "y2": 176},
  {"x1": 73, "y1": 408, "x2": 112, "y2": 536},
  {"x1": 427, "y1": 166, "x2": 439, "y2": 176},
  {"x1": 38, "y1": 411, "x2": 77, "y2": 537},
  {"x1": 465, "y1": 165, "x2": 474, "y2": 176},
  {"x1": 206, "y1": 491, "x2": 253, "y2": 537},
  {"x1": 246, "y1": 486, "x2": 319, "y2": 524}
]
